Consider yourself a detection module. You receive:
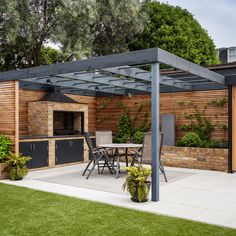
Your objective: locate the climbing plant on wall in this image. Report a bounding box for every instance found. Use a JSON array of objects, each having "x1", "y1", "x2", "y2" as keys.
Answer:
[{"x1": 176, "y1": 97, "x2": 228, "y2": 148}]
